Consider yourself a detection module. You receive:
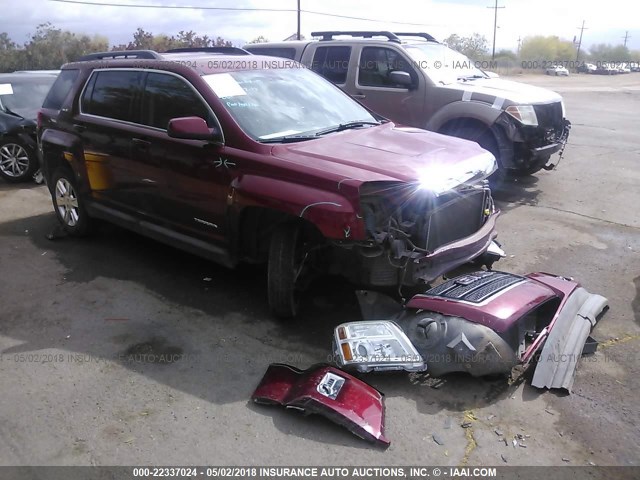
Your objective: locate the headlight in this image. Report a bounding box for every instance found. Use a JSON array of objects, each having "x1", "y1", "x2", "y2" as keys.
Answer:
[
  {"x1": 417, "y1": 151, "x2": 496, "y2": 195},
  {"x1": 334, "y1": 321, "x2": 426, "y2": 373},
  {"x1": 505, "y1": 105, "x2": 538, "y2": 126},
  {"x1": 561, "y1": 100, "x2": 566, "y2": 118}
]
